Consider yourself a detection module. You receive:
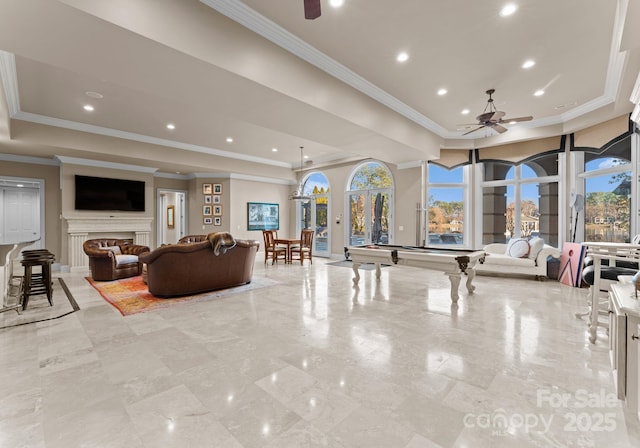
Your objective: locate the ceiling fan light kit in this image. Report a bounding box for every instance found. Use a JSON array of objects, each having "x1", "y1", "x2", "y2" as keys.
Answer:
[{"x1": 461, "y1": 89, "x2": 533, "y2": 136}]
